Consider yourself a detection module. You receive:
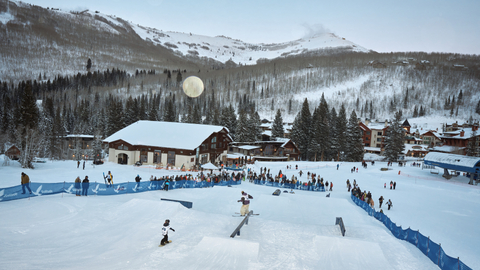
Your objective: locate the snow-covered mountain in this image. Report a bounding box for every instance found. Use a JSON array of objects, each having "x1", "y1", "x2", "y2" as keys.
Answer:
[
  {"x1": 129, "y1": 21, "x2": 370, "y2": 65},
  {"x1": 0, "y1": 0, "x2": 369, "y2": 81}
]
